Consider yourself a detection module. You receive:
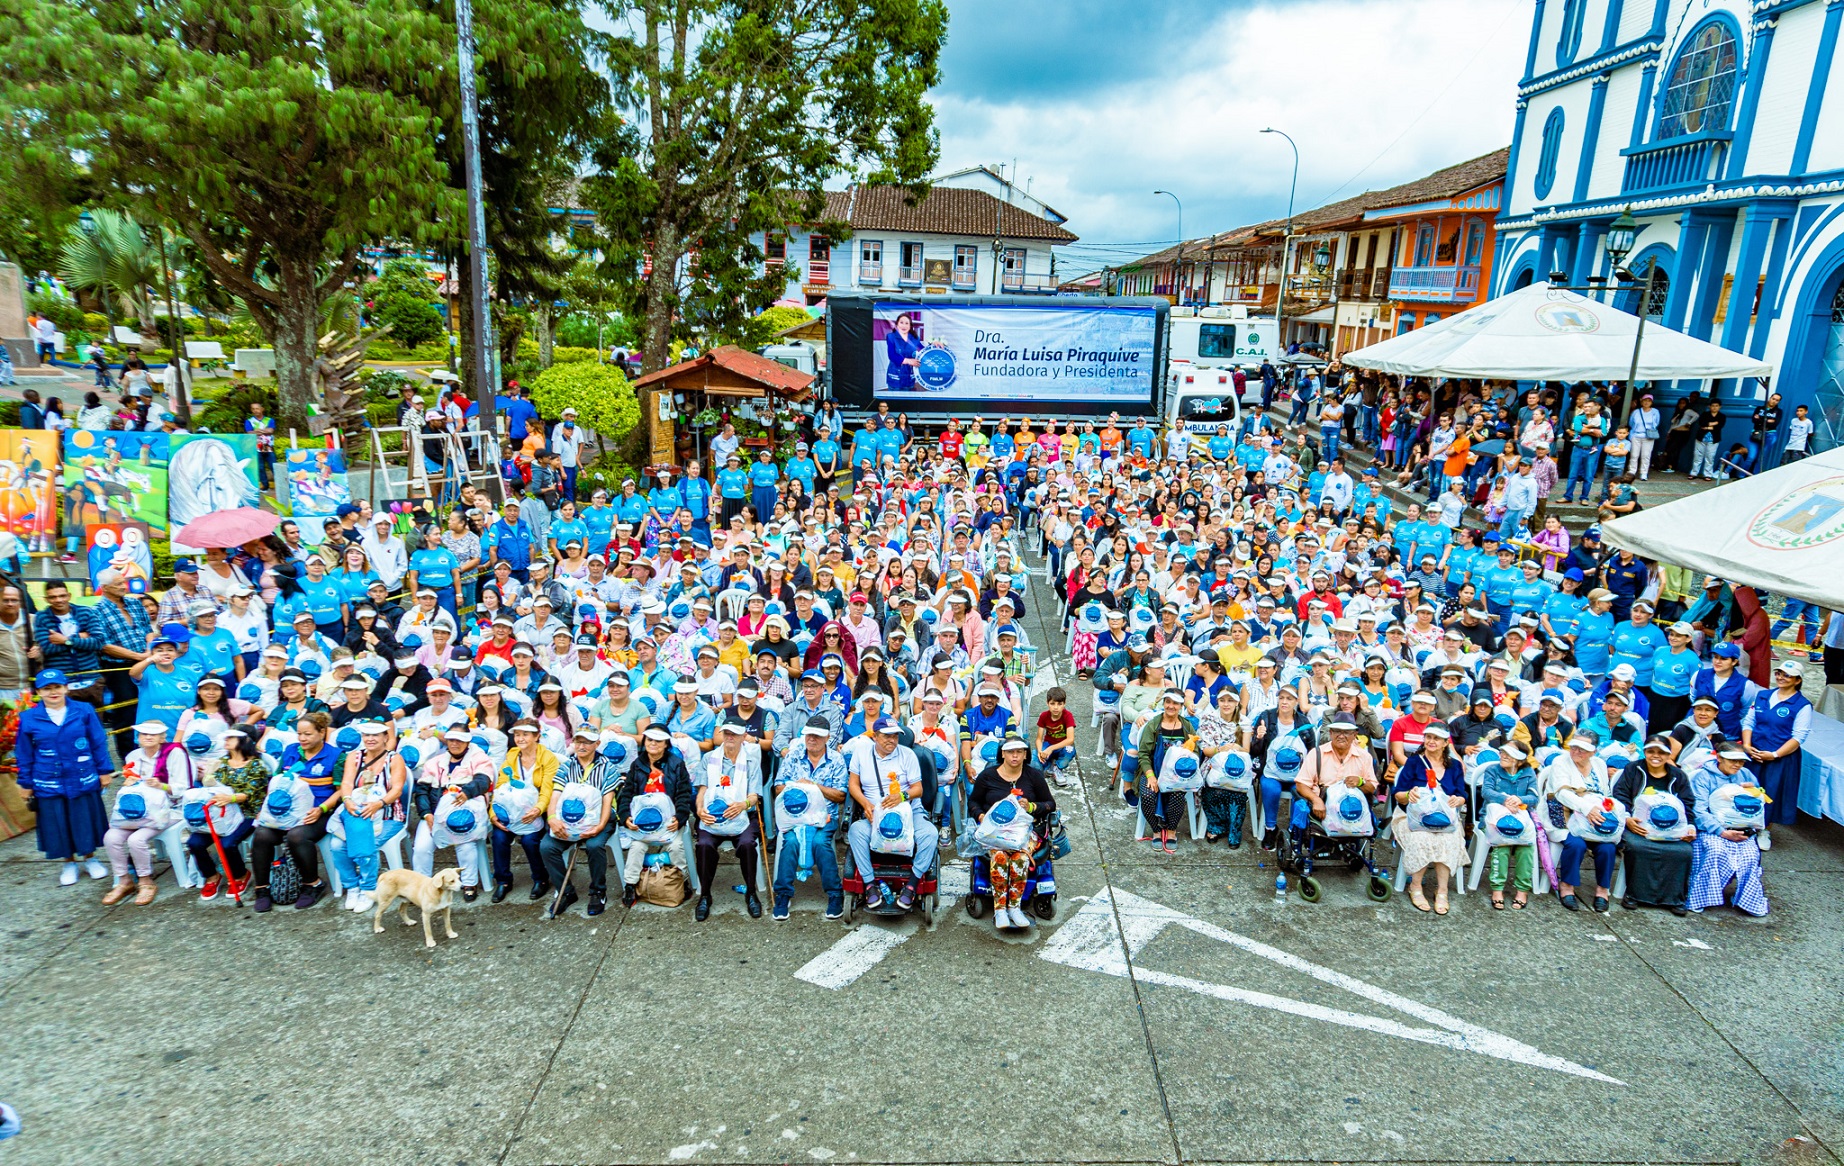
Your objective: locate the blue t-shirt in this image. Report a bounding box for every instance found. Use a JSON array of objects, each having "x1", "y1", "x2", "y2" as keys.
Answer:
[
  {"x1": 1509, "y1": 577, "x2": 1552, "y2": 615},
  {"x1": 851, "y1": 432, "x2": 880, "y2": 466},
  {"x1": 649, "y1": 485, "x2": 683, "y2": 516},
  {"x1": 1542, "y1": 591, "x2": 1585, "y2": 637},
  {"x1": 1573, "y1": 610, "x2": 1615, "y2": 675},
  {"x1": 548, "y1": 518, "x2": 588, "y2": 554},
  {"x1": 989, "y1": 433, "x2": 1015, "y2": 460},
  {"x1": 1649, "y1": 646, "x2": 1699, "y2": 698},
  {"x1": 1127, "y1": 426, "x2": 1155, "y2": 456},
  {"x1": 1611, "y1": 621, "x2": 1668, "y2": 685},
  {"x1": 502, "y1": 397, "x2": 538, "y2": 443},
  {"x1": 785, "y1": 456, "x2": 817, "y2": 490},
  {"x1": 297, "y1": 577, "x2": 346, "y2": 624},
  {"x1": 610, "y1": 494, "x2": 647, "y2": 527},
  {"x1": 184, "y1": 627, "x2": 242, "y2": 679},
  {"x1": 717, "y1": 468, "x2": 750, "y2": 499},
  {"x1": 748, "y1": 461, "x2": 779, "y2": 489},
  {"x1": 681, "y1": 477, "x2": 713, "y2": 520},
  {"x1": 409, "y1": 546, "x2": 459, "y2": 588},
  {"x1": 1481, "y1": 563, "x2": 1522, "y2": 608},
  {"x1": 1208, "y1": 435, "x2": 1234, "y2": 461},
  {"x1": 332, "y1": 569, "x2": 379, "y2": 605},
  {"x1": 582, "y1": 505, "x2": 618, "y2": 553},
  {"x1": 136, "y1": 664, "x2": 198, "y2": 733},
  {"x1": 812, "y1": 439, "x2": 840, "y2": 472}
]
